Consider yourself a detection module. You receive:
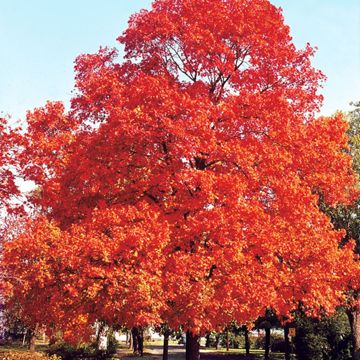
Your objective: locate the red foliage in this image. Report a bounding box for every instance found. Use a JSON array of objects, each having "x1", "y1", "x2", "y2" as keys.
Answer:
[
  {"x1": 2, "y1": 0, "x2": 360, "y2": 338},
  {"x1": 0, "y1": 117, "x2": 21, "y2": 213}
]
